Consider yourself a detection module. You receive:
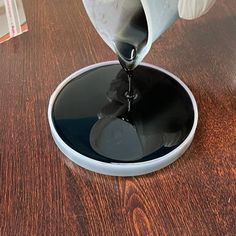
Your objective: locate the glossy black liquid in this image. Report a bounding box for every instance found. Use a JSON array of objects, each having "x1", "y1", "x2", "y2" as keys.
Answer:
[
  {"x1": 114, "y1": 5, "x2": 148, "y2": 112},
  {"x1": 115, "y1": 4, "x2": 148, "y2": 70},
  {"x1": 52, "y1": 64, "x2": 195, "y2": 163}
]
